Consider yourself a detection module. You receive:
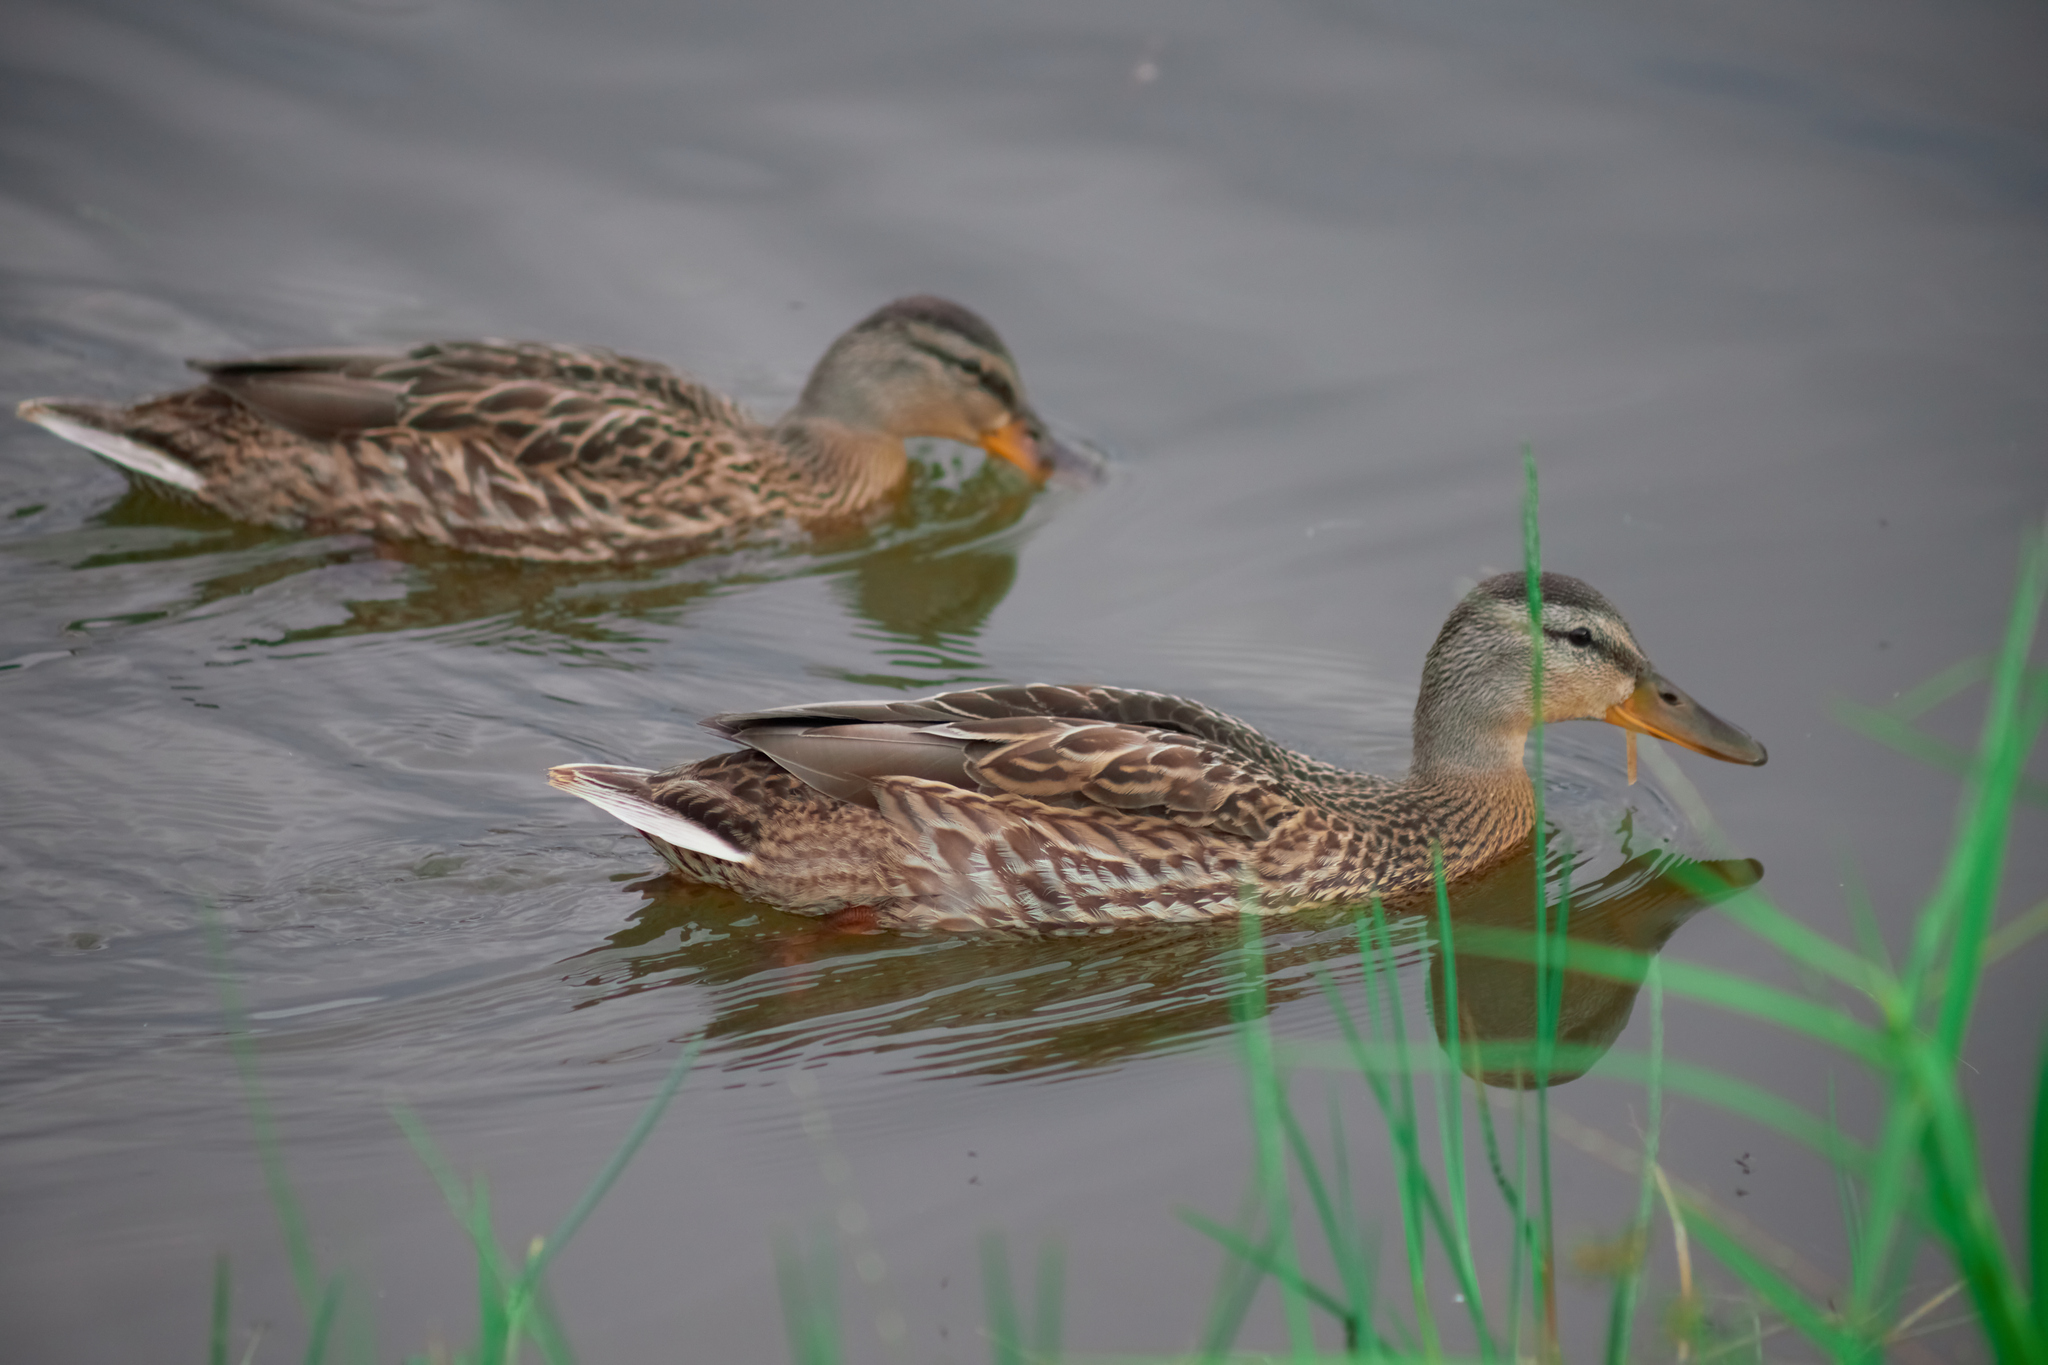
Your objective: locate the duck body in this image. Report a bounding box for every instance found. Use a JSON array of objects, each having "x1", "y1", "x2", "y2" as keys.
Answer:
[
  {"x1": 552, "y1": 573, "x2": 1767, "y2": 931},
  {"x1": 17, "y1": 296, "x2": 1063, "y2": 562}
]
